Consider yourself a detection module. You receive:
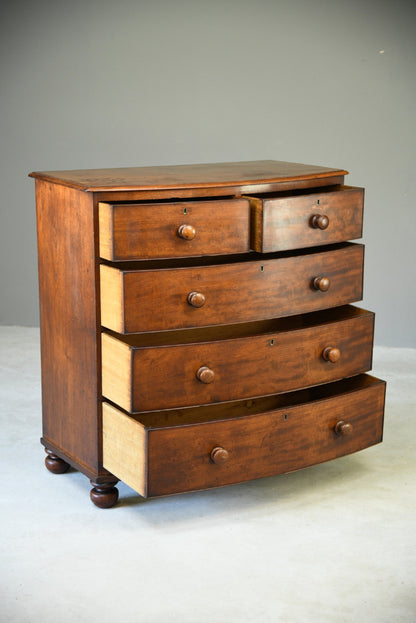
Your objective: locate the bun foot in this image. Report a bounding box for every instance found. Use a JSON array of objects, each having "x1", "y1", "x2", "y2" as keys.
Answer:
[
  {"x1": 90, "y1": 481, "x2": 119, "y2": 509},
  {"x1": 45, "y1": 449, "x2": 70, "y2": 474}
]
